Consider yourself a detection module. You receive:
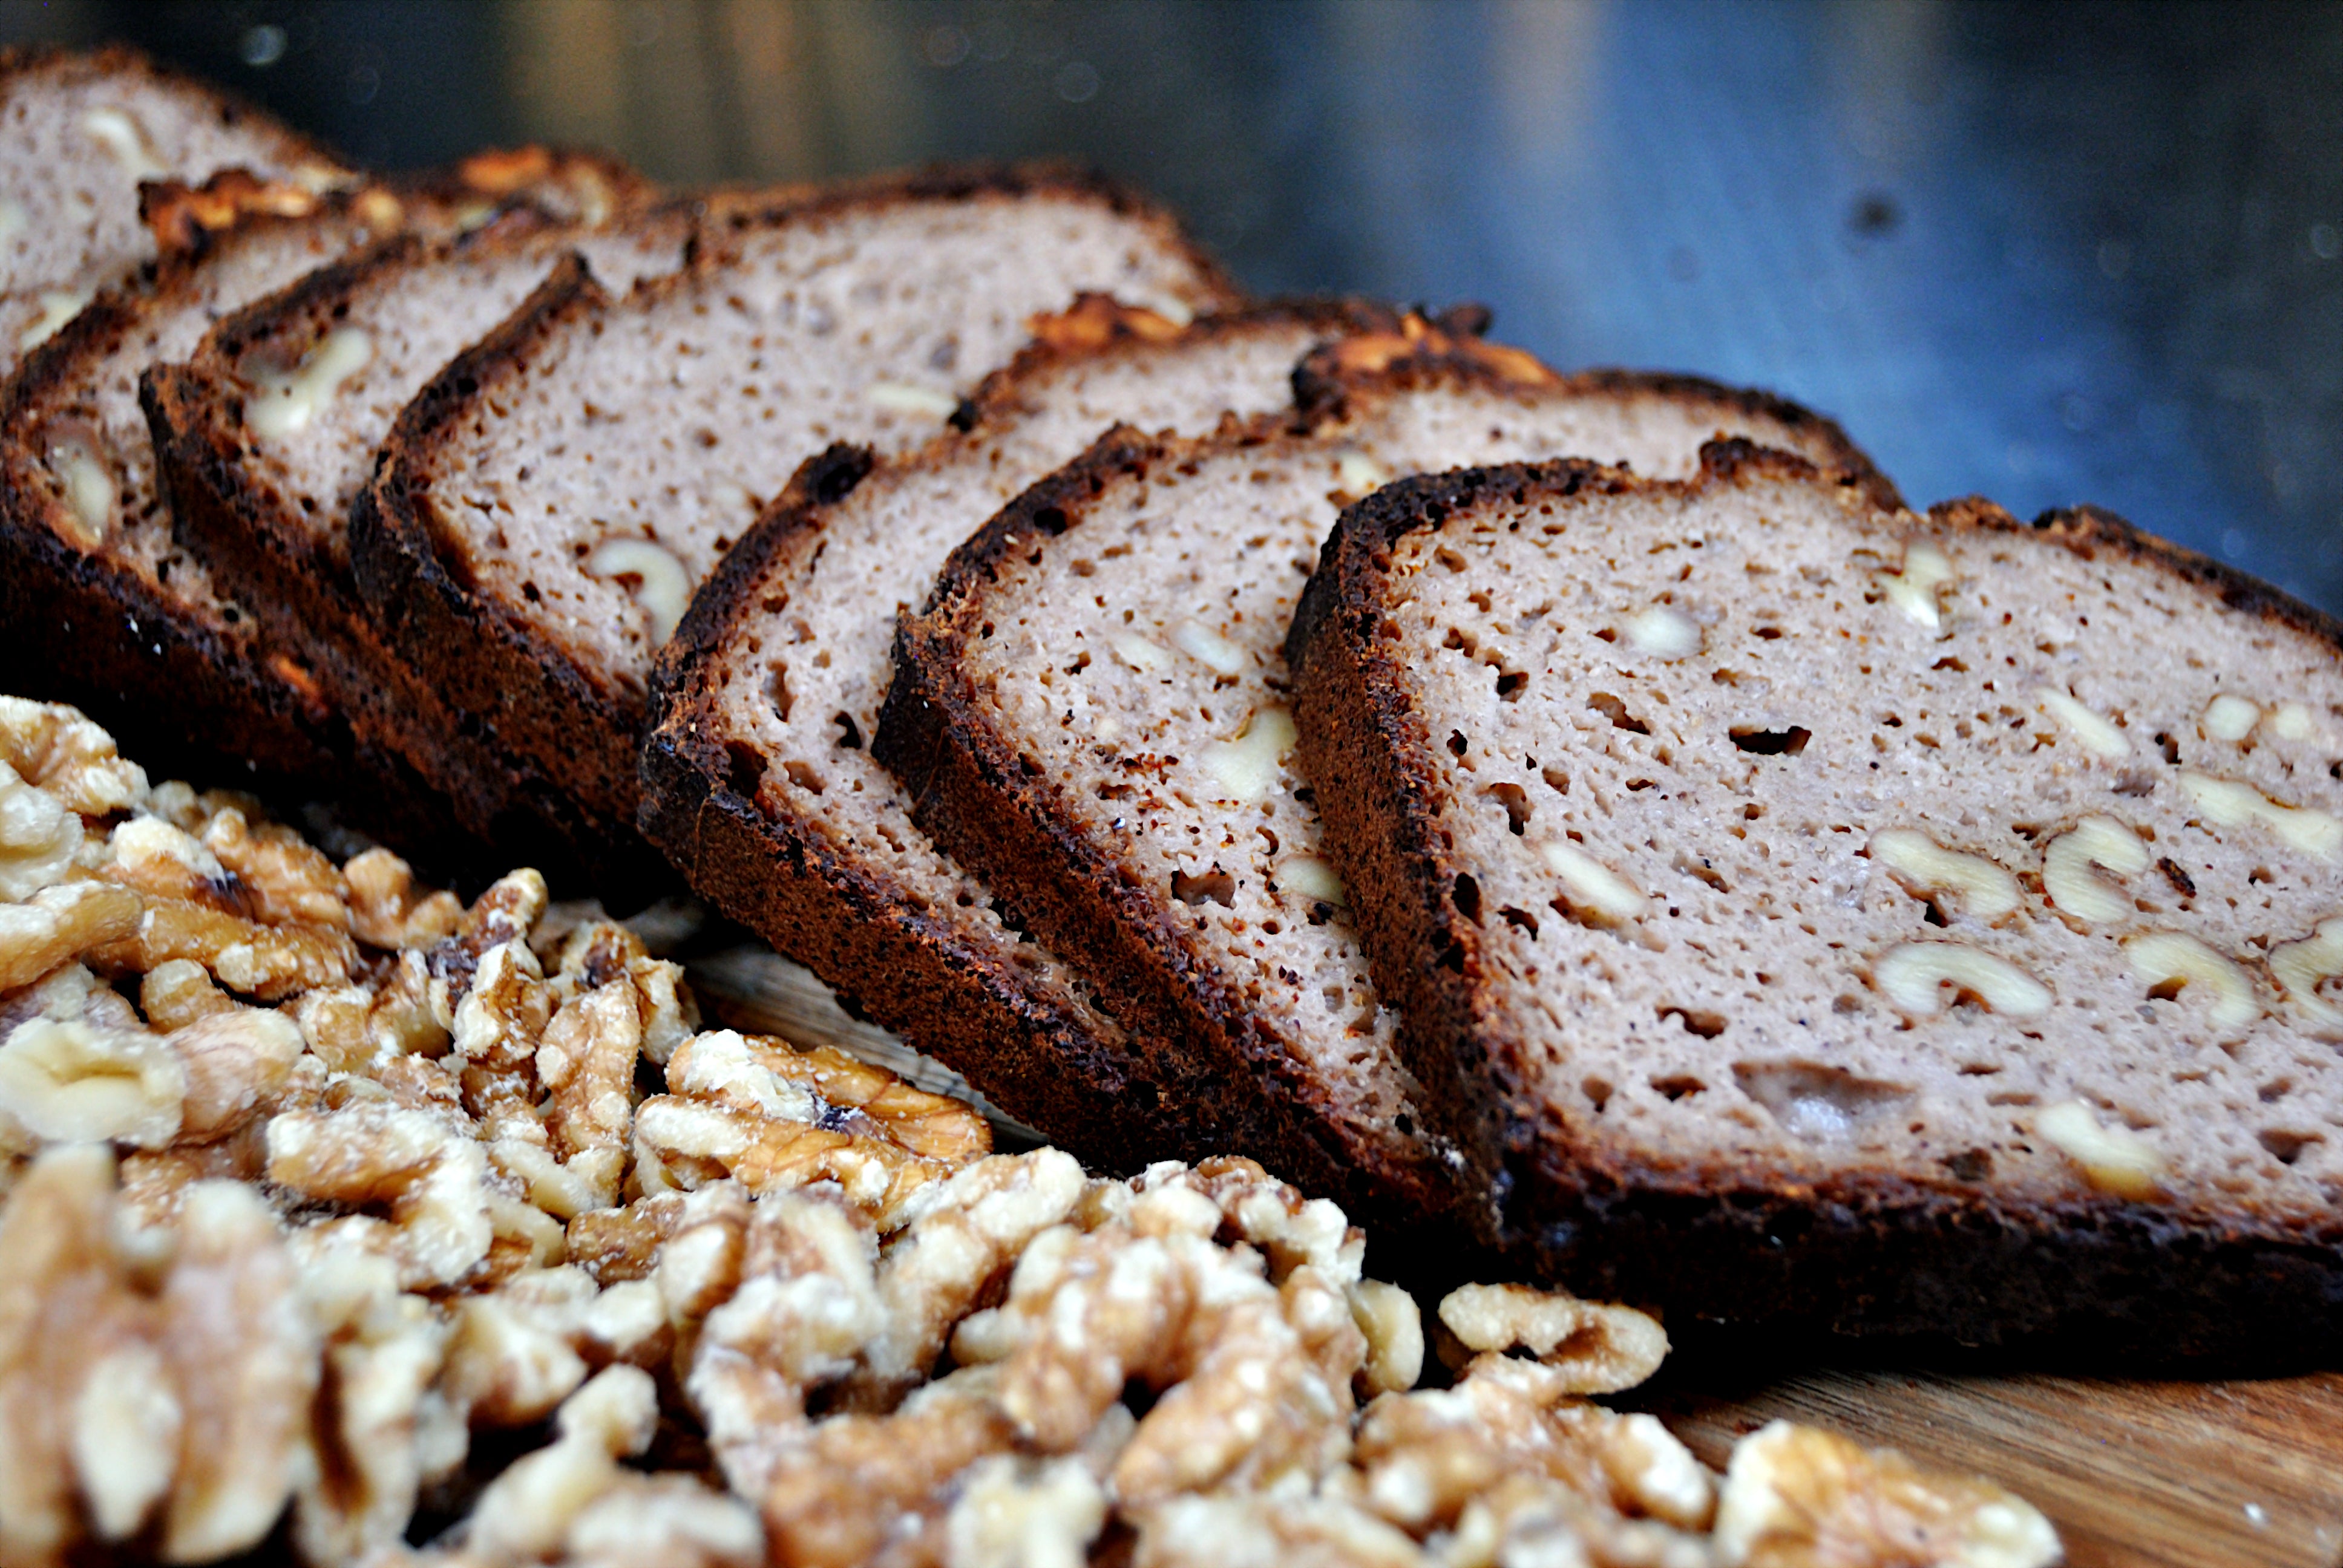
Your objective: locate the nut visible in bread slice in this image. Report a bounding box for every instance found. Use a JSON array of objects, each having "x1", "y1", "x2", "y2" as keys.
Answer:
[
  {"x1": 2, "y1": 160, "x2": 652, "y2": 854},
  {"x1": 642, "y1": 298, "x2": 1397, "y2": 1183},
  {"x1": 139, "y1": 195, "x2": 689, "y2": 881},
  {"x1": 1286, "y1": 443, "x2": 2343, "y2": 1349},
  {"x1": 878, "y1": 331, "x2": 1892, "y2": 1241},
  {"x1": 355, "y1": 166, "x2": 1240, "y2": 887},
  {"x1": 0, "y1": 44, "x2": 347, "y2": 378}
]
